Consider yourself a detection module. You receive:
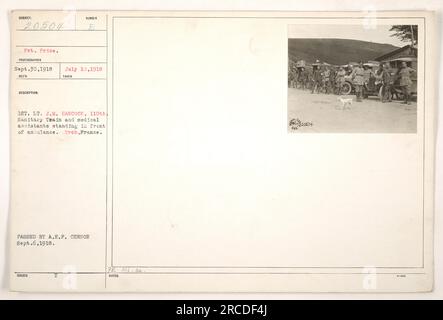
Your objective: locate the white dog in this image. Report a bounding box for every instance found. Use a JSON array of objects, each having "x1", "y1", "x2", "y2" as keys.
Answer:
[{"x1": 337, "y1": 96, "x2": 353, "y2": 110}]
